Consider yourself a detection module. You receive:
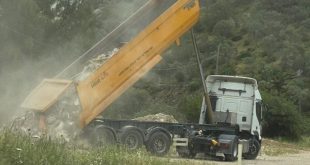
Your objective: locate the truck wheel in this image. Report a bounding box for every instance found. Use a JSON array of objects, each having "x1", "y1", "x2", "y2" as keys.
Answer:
[
  {"x1": 120, "y1": 129, "x2": 143, "y2": 150},
  {"x1": 91, "y1": 126, "x2": 116, "y2": 147},
  {"x1": 146, "y1": 131, "x2": 171, "y2": 156},
  {"x1": 225, "y1": 137, "x2": 238, "y2": 161},
  {"x1": 244, "y1": 138, "x2": 260, "y2": 160}
]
